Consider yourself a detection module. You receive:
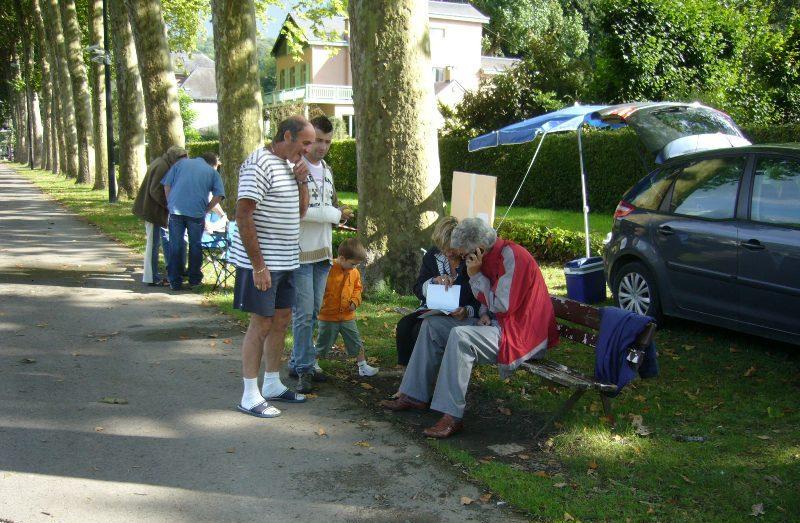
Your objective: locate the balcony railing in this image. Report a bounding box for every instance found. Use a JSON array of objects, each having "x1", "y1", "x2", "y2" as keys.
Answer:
[{"x1": 265, "y1": 84, "x2": 353, "y2": 105}]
